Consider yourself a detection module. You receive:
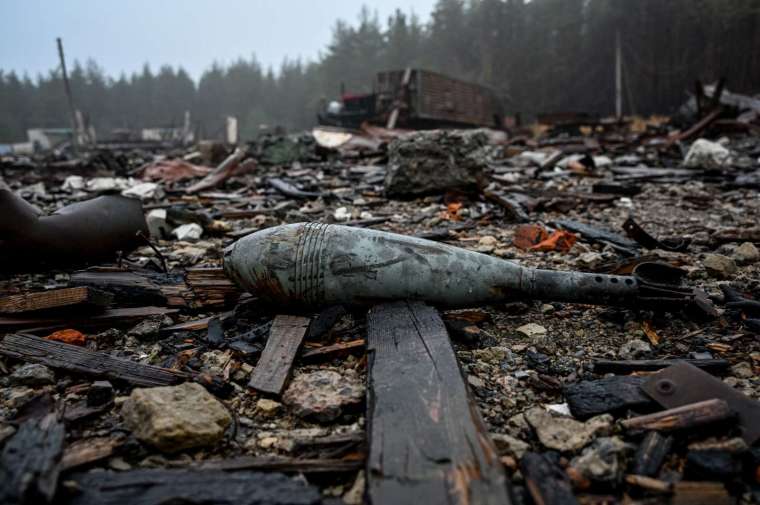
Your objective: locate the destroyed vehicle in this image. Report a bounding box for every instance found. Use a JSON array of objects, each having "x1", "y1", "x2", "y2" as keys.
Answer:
[{"x1": 318, "y1": 68, "x2": 504, "y2": 130}]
